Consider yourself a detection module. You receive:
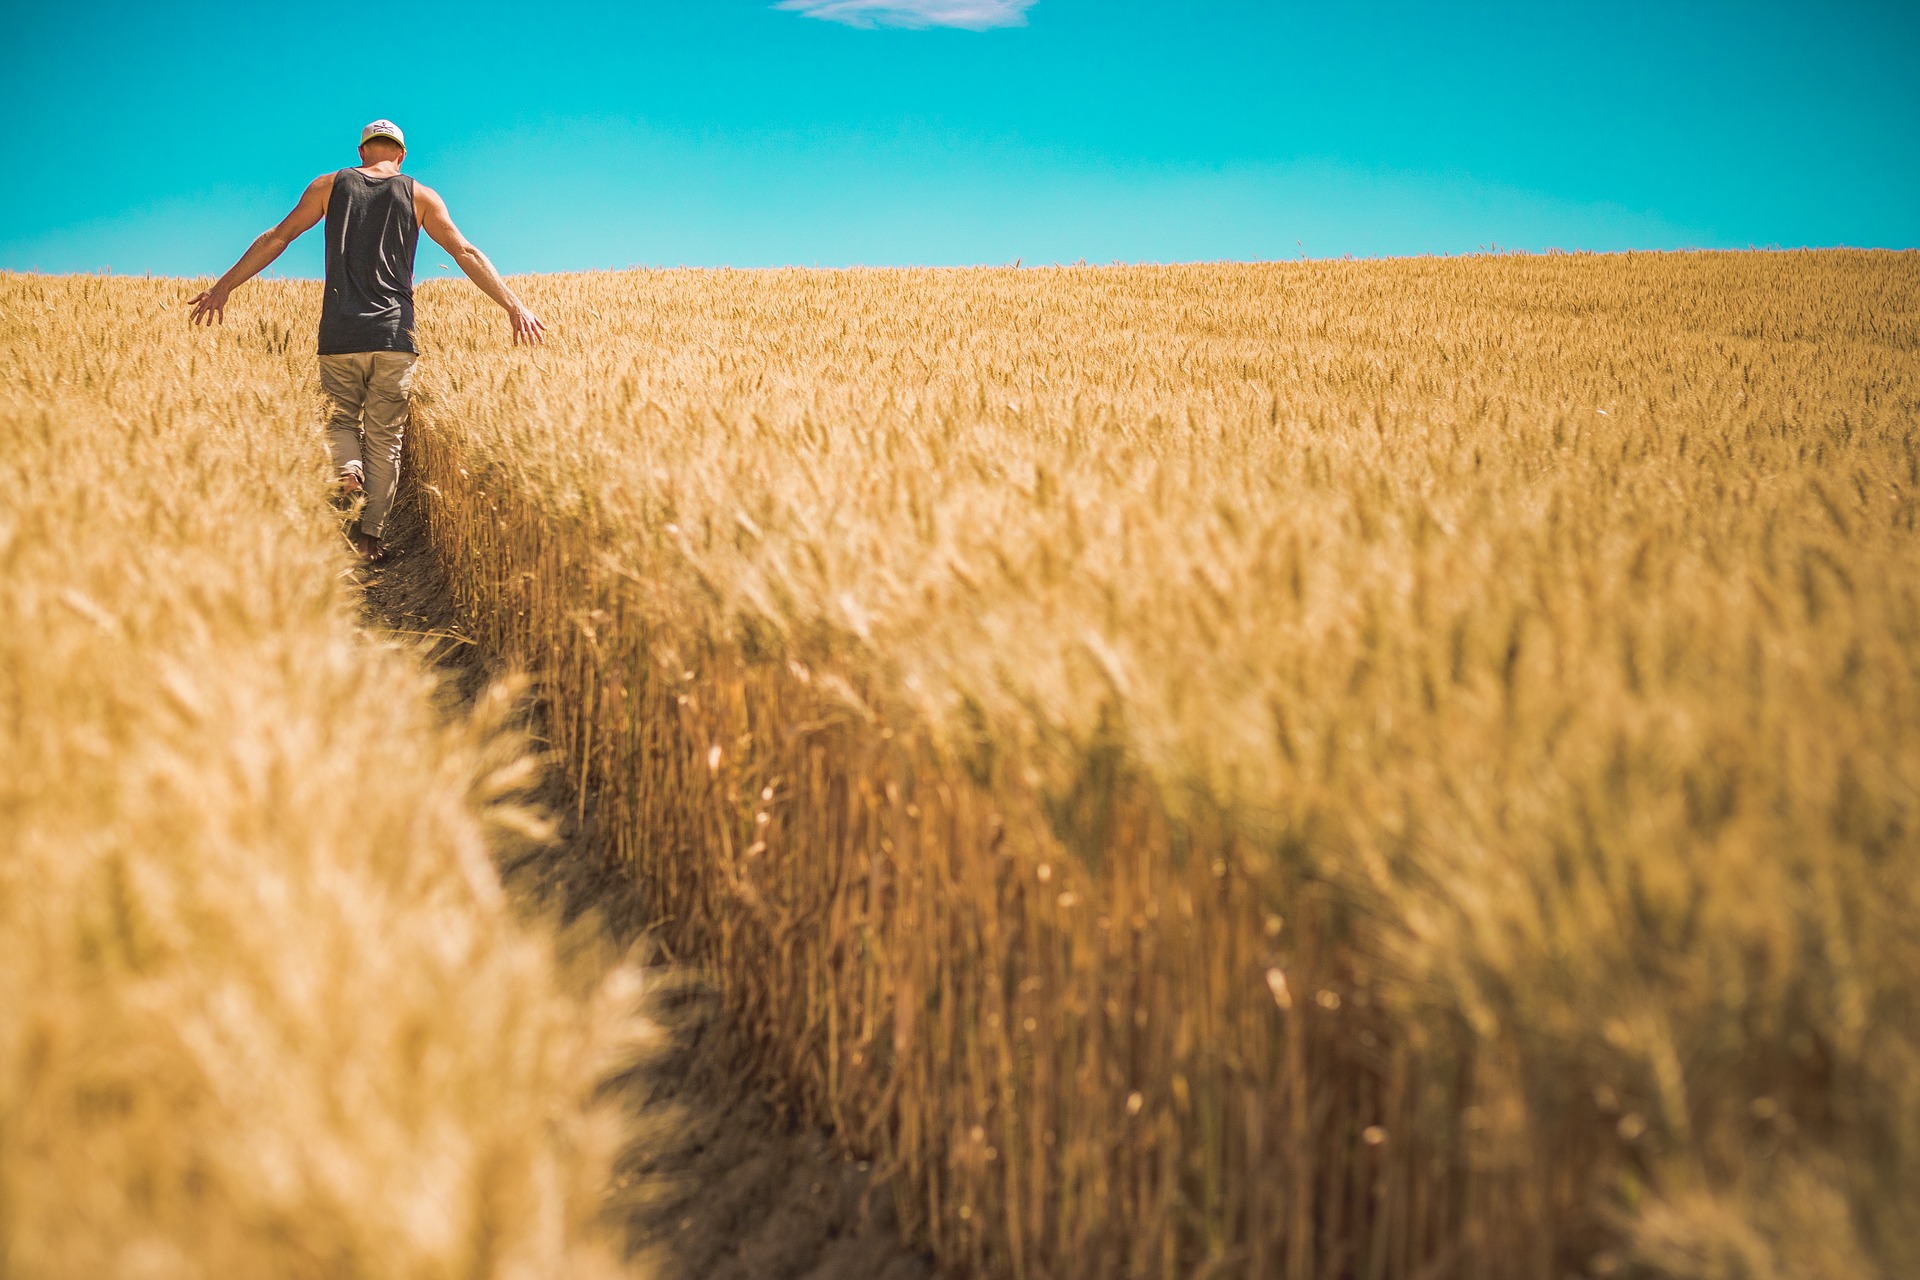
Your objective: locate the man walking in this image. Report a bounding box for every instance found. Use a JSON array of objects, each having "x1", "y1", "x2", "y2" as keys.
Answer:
[{"x1": 188, "y1": 119, "x2": 544, "y2": 562}]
